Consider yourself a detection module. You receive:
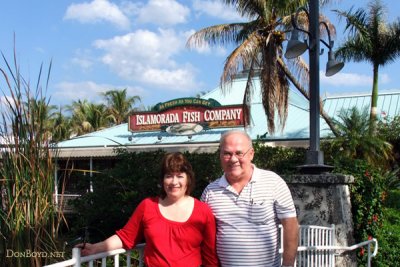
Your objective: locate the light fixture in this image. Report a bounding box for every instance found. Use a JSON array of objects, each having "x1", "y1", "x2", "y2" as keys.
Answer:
[
  {"x1": 325, "y1": 50, "x2": 344, "y2": 77},
  {"x1": 284, "y1": 29, "x2": 308, "y2": 59},
  {"x1": 284, "y1": 7, "x2": 345, "y2": 77}
]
